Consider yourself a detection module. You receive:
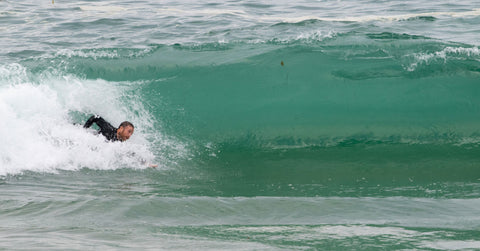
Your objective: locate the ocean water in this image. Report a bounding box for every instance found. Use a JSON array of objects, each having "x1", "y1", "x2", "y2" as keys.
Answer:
[{"x1": 1, "y1": 0, "x2": 480, "y2": 249}]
